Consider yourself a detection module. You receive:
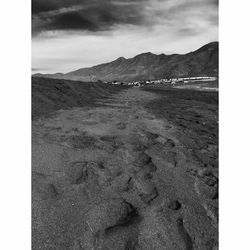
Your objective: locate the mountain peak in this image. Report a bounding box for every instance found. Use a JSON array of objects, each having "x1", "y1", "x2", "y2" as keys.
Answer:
[
  {"x1": 135, "y1": 52, "x2": 154, "y2": 57},
  {"x1": 115, "y1": 56, "x2": 126, "y2": 61},
  {"x1": 194, "y1": 41, "x2": 218, "y2": 53}
]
